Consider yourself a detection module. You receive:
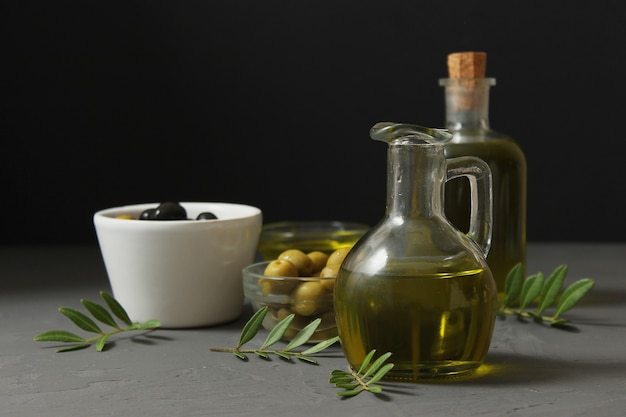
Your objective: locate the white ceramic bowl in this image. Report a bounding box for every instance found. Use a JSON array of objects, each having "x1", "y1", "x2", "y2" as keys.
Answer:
[{"x1": 94, "y1": 202, "x2": 262, "y2": 328}]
